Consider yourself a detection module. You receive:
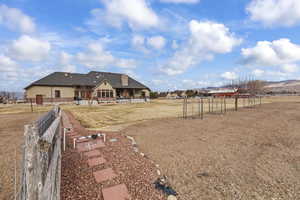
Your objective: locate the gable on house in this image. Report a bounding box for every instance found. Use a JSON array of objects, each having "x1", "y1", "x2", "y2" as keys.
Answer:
[{"x1": 25, "y1": 71, "x2": 150, "y2": 104}]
